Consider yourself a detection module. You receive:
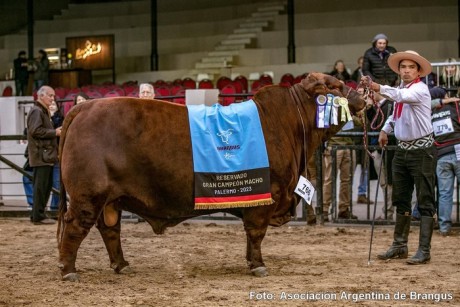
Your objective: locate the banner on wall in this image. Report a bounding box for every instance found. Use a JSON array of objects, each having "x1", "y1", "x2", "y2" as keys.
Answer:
[{"x1": 66, "y1": 35, "x2": 114, "y2": 70}]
